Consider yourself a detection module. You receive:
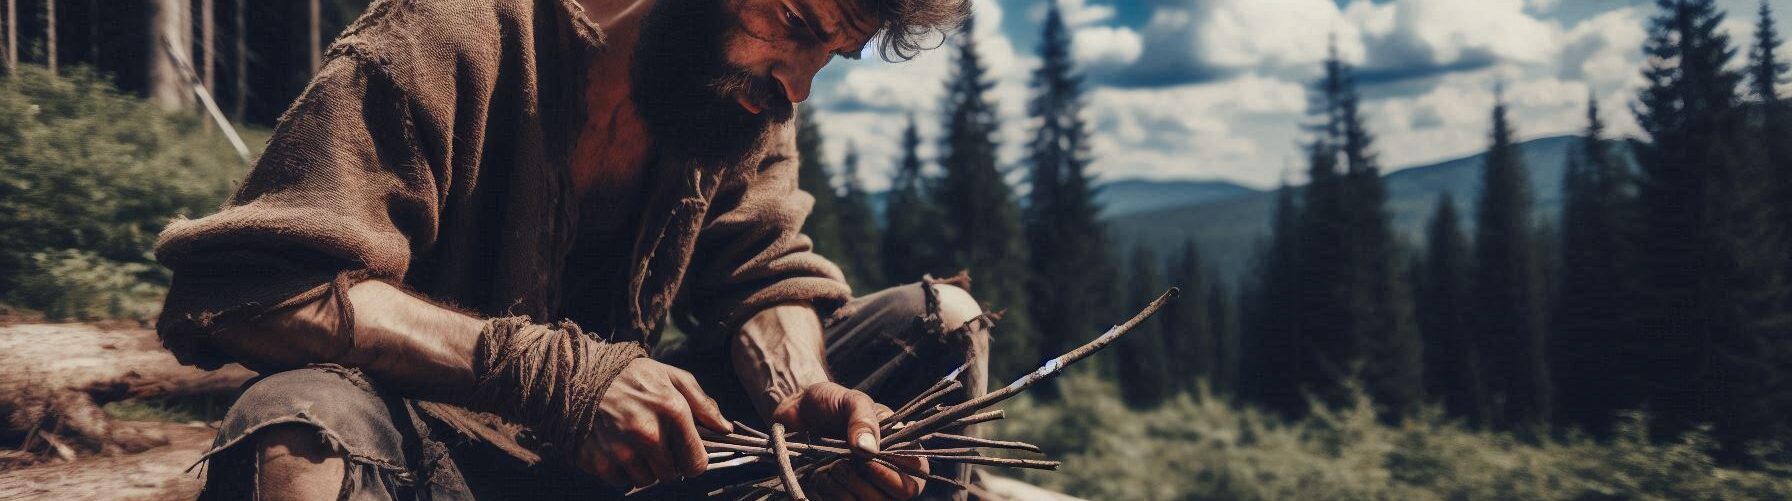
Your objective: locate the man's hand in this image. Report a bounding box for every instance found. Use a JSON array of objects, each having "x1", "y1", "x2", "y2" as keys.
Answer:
[
  {"x1": 576, "y1": 358, "x2": 732, "y2": 488},
  {"x1": 773, "y1": 382, "x2": 929, "y2": 500}
]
